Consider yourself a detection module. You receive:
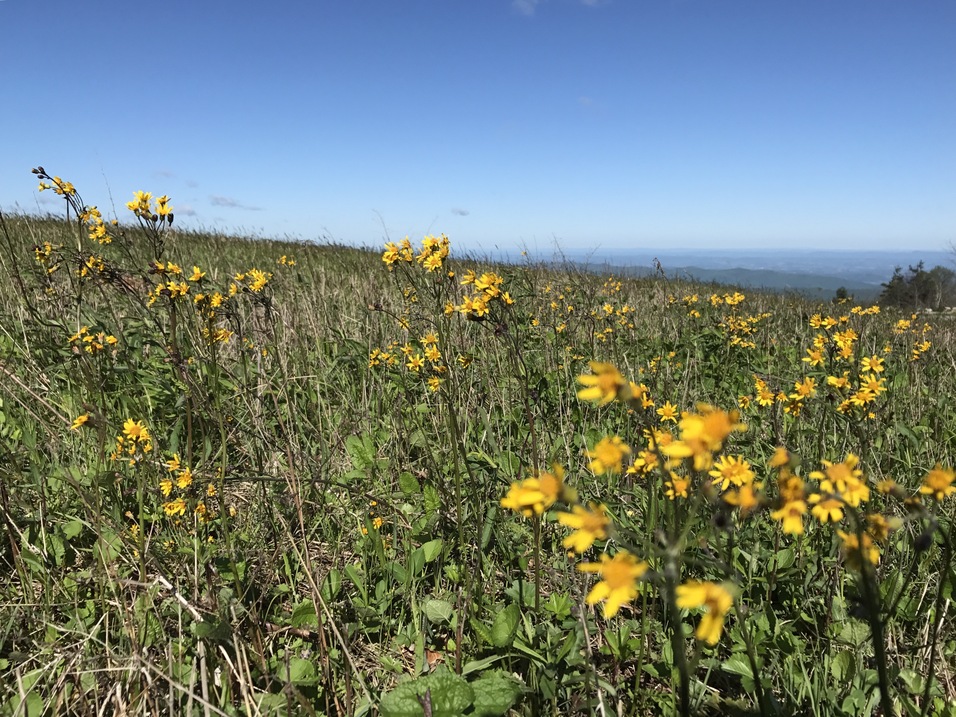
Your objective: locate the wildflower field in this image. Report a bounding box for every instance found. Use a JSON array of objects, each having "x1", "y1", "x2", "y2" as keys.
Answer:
[{"x1": 1, "y1": 171, "x2": 955, "y2": 716}]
